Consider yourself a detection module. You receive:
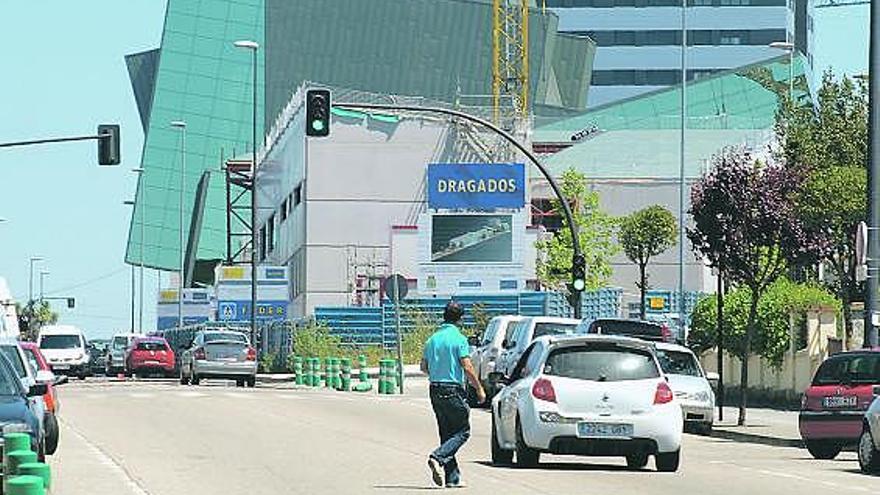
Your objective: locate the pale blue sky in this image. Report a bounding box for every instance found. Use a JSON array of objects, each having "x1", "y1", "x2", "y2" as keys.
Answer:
[{"x1": 0, "y1": 1, "x2": 167, "y2": 339}]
